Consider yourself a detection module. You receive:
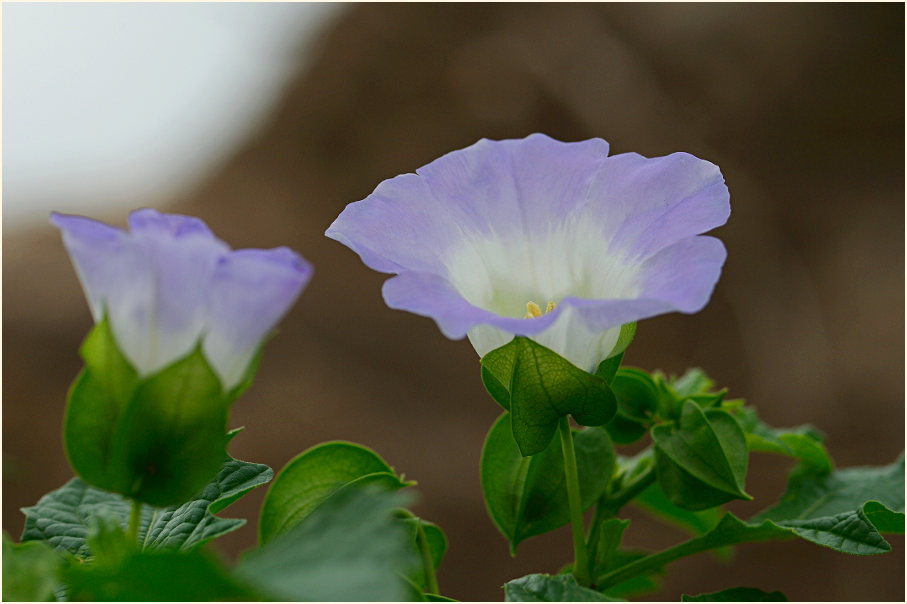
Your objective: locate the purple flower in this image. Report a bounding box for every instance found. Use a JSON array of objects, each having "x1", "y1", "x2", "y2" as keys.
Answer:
[
  {"x1": 51, "y1": 208, "x2": 312, "y2": 389},
  {"x1": 326, "y1": 134, "x2": 729, "y2": 372}
]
